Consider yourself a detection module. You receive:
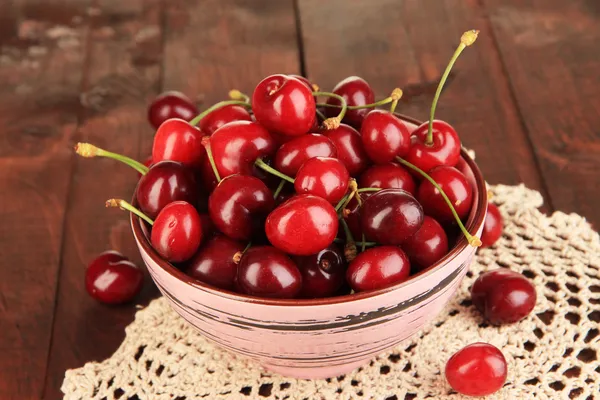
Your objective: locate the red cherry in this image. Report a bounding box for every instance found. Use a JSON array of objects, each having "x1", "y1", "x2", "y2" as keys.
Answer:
[
  {"x1": 137, "y1": 155, "x2": 153, "y2": 178},
  {"x1": 481, "y1": 203, "x2": 503, "y2": 247},
  {"x1": 445, "y1": 343, "x2": 507, "y2": 396},
  {"x1": 196, "y1": 104, "x2": 252, "y2": 136},
  {"x1": 402, "y1": 216, "x2": 449, "y2": 272},
  {"x1": 265, "y1": 194, "x2": 338, "y2": 256},
  {"x1": 359, "y1": 163, "x2": 416, "y2": 195},
  {"x1": 152, "y1": 118, "x2": 206, "y2": 169},
  {"x1": 361, "y1": 110, "x2": 411, "y2": 163},
  {"x1": 294, "y1": 157, "x2": 350, "y2": 204},
  {"x1": 210, "y1": 120, "x2": 276, "y2": 178},
  {"x1": 417, "y1": 166, "x2": 473, "y2": 224},
  {"x1": 361, "y1": 189, "x2": 424, "y2": 245},
  {"x1": 346, "y1": 246, "x2": 410, "y2": 292},
  {"x1": 289, "y1": 74, "x2": 314, "y2": 91},
  {"x1": 85, "y1": 251, "x2": 143, "y2": 304},
  {"x1": 208, "y1": 174, "x2": 274, "y2": 241},
  {"x1": 185, "y1": 235, "x2": 244, "y2": 290},
  {"x1": 274, "y1": 134, "x2": 337, "y2": 177},
  {"x1": 471, "y1": 269, "x2": 537, "y2": 324},
  {"x1": 148, "y1": 91, "x2": 199, "y2": 130},
  {"x1": 405, "y1": 120, "x2": 461, "y2": 172},
  {"x1": 252, "y1": 74, "x2": 316, "y2": 136},
  {"x1": 293, "y1": 244, "x2": 345, "y2": 298},
  {"x1": 237, "y1": 246, "x2": 302, "y2": 298},
  {"x1": 325, "y1": 76, "x2": 374, "y2": 129},
  {"x1": 322, "y1": 124, "x2": 370, "y2": 176},
  {"x1": 136, "y1": 160, "x2": 200, "y2": 219},
  {"x1": 151, "y1": 201, "x2": 203, "y2": 263}
]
